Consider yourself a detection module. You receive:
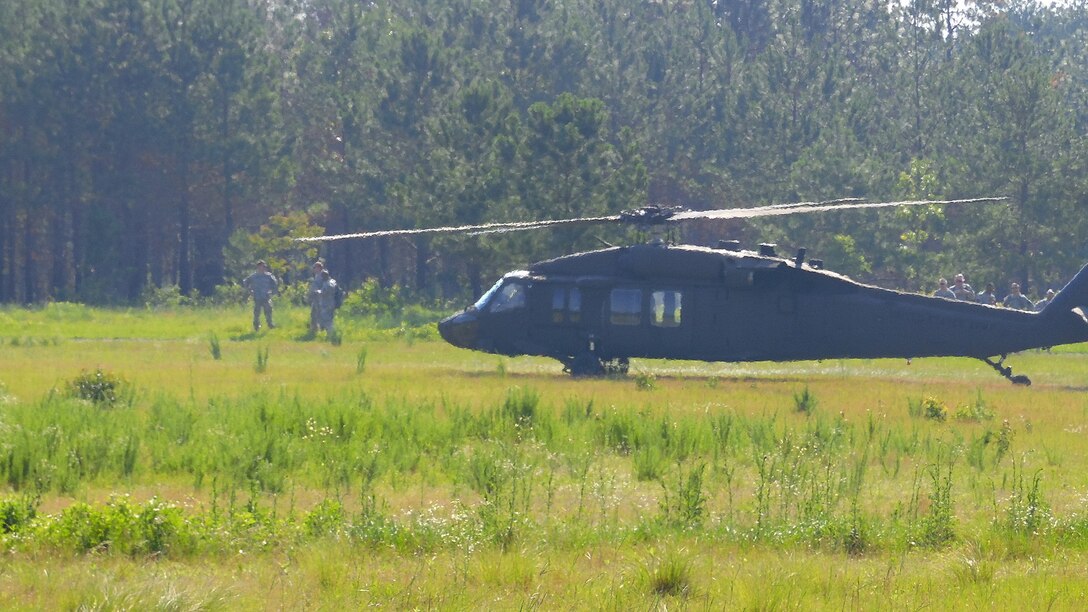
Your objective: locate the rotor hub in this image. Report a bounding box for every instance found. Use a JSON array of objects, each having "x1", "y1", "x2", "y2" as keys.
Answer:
[{"x1": 619, "y1": 205, "x2": 684, "y2": 228}]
